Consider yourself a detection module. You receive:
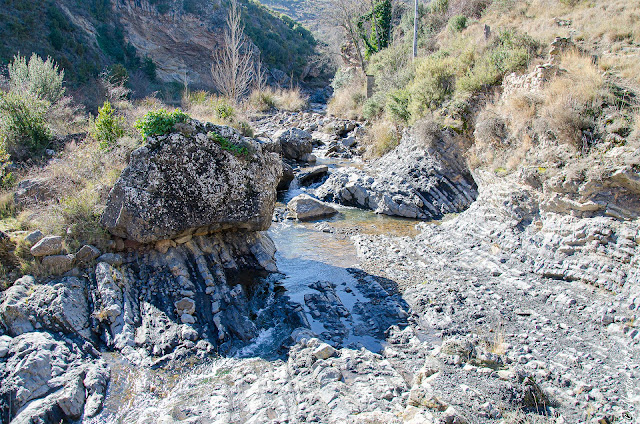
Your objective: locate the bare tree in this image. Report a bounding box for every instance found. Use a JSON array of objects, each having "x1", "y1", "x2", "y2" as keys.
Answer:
[
  {"x1": 326, "y1": 0, "x2": 367, "y2": 71},
  {"x1": 211, "y1": 0, "x2": 255, "y2": 103}
]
